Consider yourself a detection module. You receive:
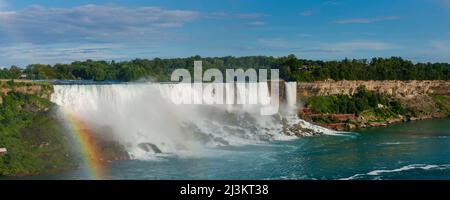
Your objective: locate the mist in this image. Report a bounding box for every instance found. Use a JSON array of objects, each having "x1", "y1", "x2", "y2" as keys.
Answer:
[{"x1": 51, "y1": 82, "x2": 333, "y2": 160}]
